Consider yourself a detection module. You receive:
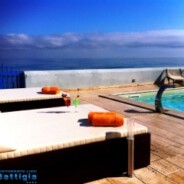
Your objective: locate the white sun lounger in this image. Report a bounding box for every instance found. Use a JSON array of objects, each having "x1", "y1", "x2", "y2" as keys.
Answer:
[
  {"x1": 0, "y1": 87, "x2": 66, "y2": 112},
  {"x1": 0, "y1": 104, "x2": 150, "y2": 183}
]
